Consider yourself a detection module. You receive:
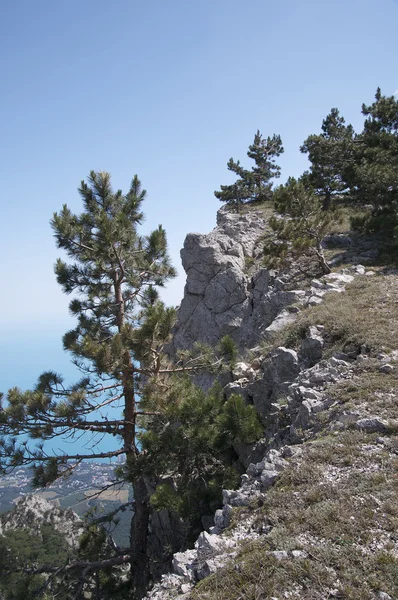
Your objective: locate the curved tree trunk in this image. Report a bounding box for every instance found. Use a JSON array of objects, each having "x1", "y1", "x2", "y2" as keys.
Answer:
[{"x1": 315, "y1": 242, "x2": 331, "y2": 274}]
